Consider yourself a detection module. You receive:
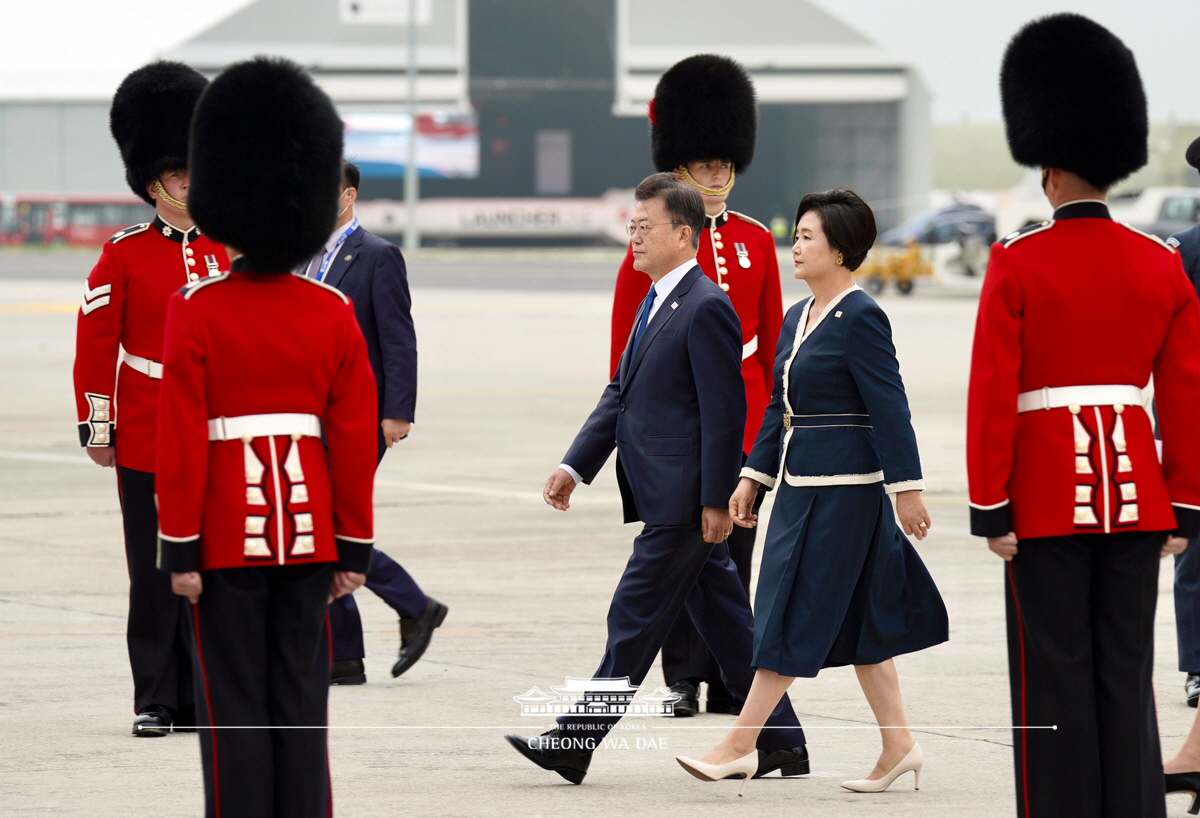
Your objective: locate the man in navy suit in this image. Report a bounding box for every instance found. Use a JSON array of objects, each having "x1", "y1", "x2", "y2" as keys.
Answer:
[
  {"x1": 303, "y1": 161, "x2": 448, "y2": 684},
  {"x1": 505, "y1": 173, "x2": 807, "y2": 784}
]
